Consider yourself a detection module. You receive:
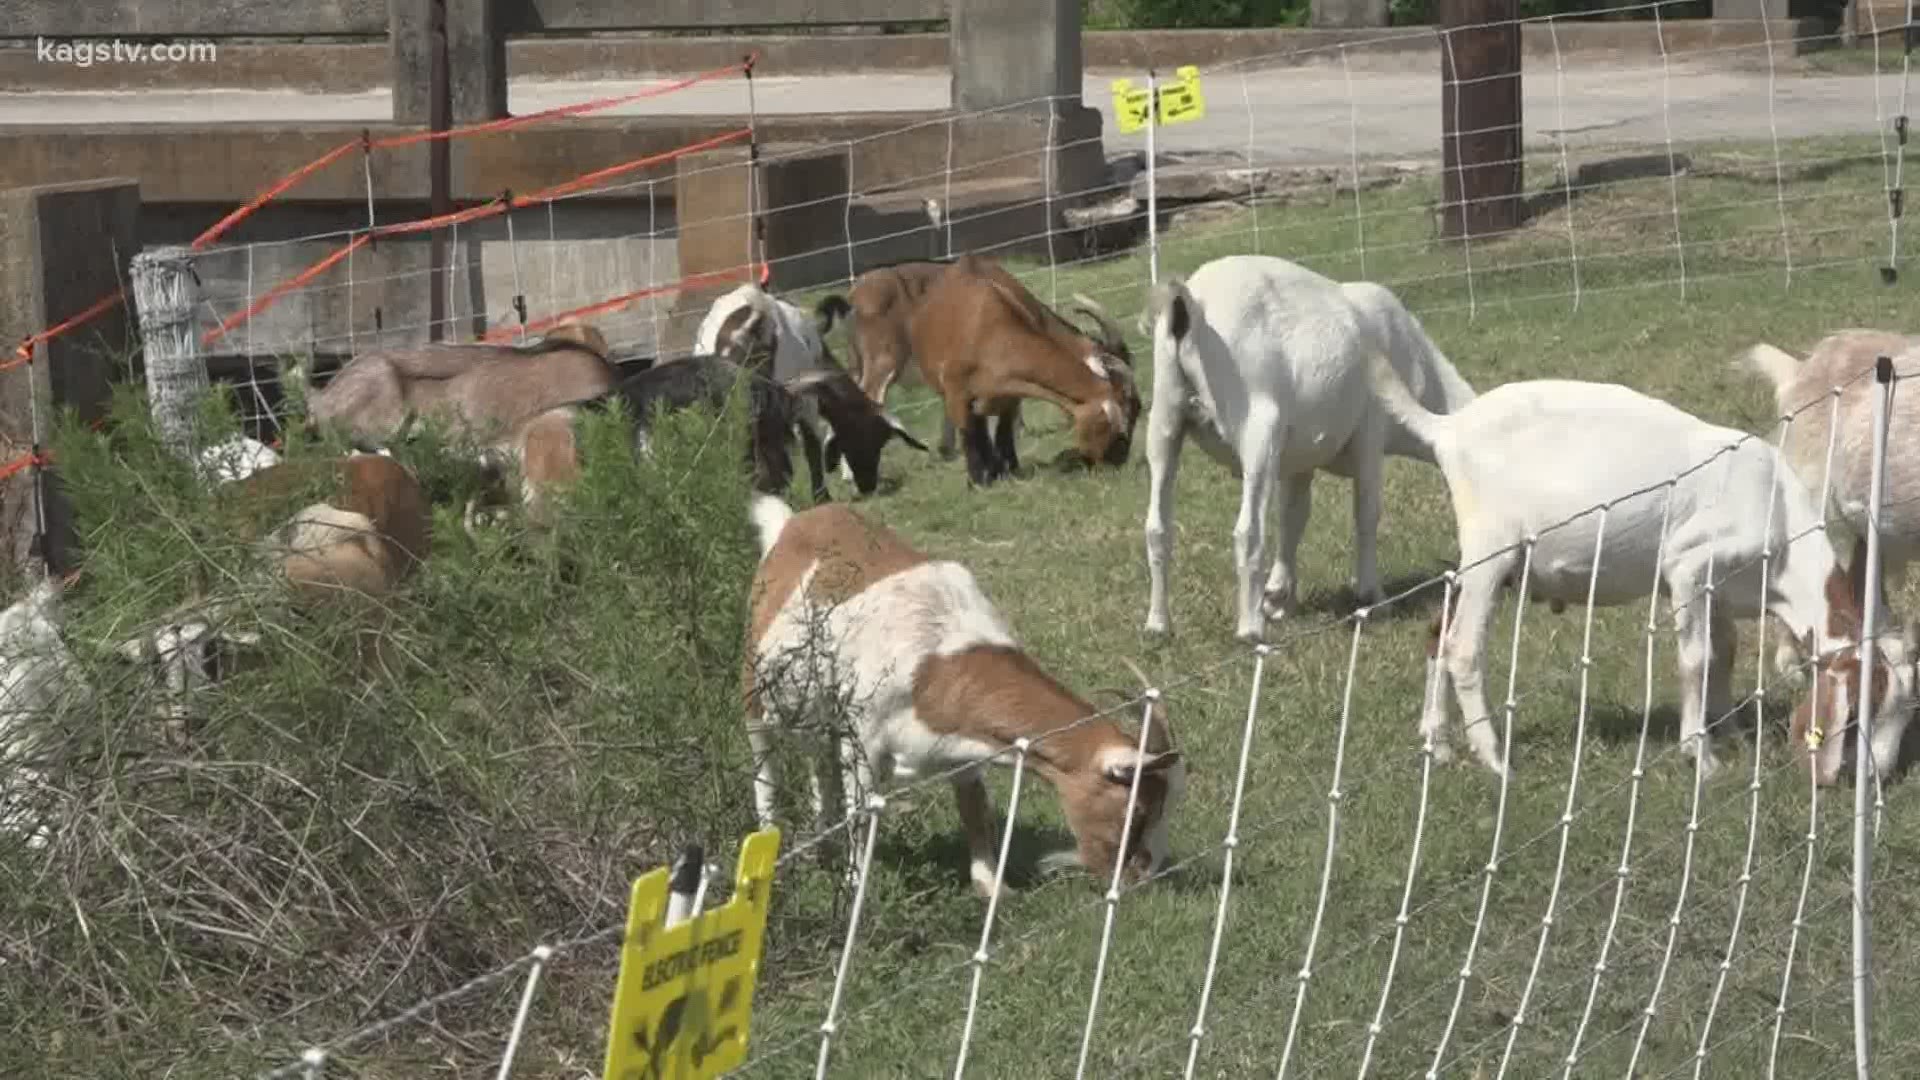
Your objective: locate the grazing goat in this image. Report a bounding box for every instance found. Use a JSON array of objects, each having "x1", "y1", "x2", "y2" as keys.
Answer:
[
  {"x1": 1743, "y1": 331, "x2": 1920, "y2": 595},
  {"x1": 743, "y1": 495, "x2": 1185, "y2": 897},
  {"x1": 696, "y1": 283, "x2": 867, "y2": 484},
  {"x1": 695, "y1": 283, "x2": 841, "y2": 382},
  {"x1": 1141, "y1": 255, "x2": 1477, "y2": 642},
  {"x1": 484, "y1": 358, "x2": 928, "y2": 523},
  {"x1": 820, "y1": 260, "x2": 950, "y2": 405},
  {"x1": 909, "y1": 255, "x2": 1139, "y2": 486},
  {"x1": 1369, "y1": 356, "x2": 1917, "y2": 781},
  {"x1": 295, "y1": 320, "x2": 625, "y2": 449}
]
